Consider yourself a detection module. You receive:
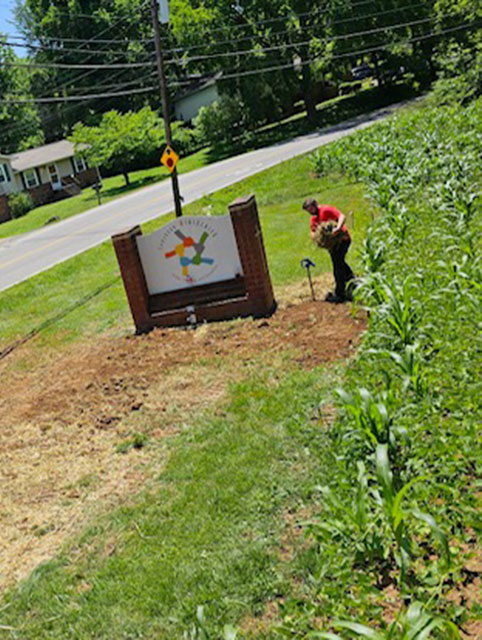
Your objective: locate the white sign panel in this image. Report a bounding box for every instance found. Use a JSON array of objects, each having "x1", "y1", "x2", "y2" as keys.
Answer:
[
  {"x1": 158, "y1": 0, "x2": 170, "y2": 24},
  {"x1": 136, "y1": 216, "x2": 244, "y2": 295}
]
